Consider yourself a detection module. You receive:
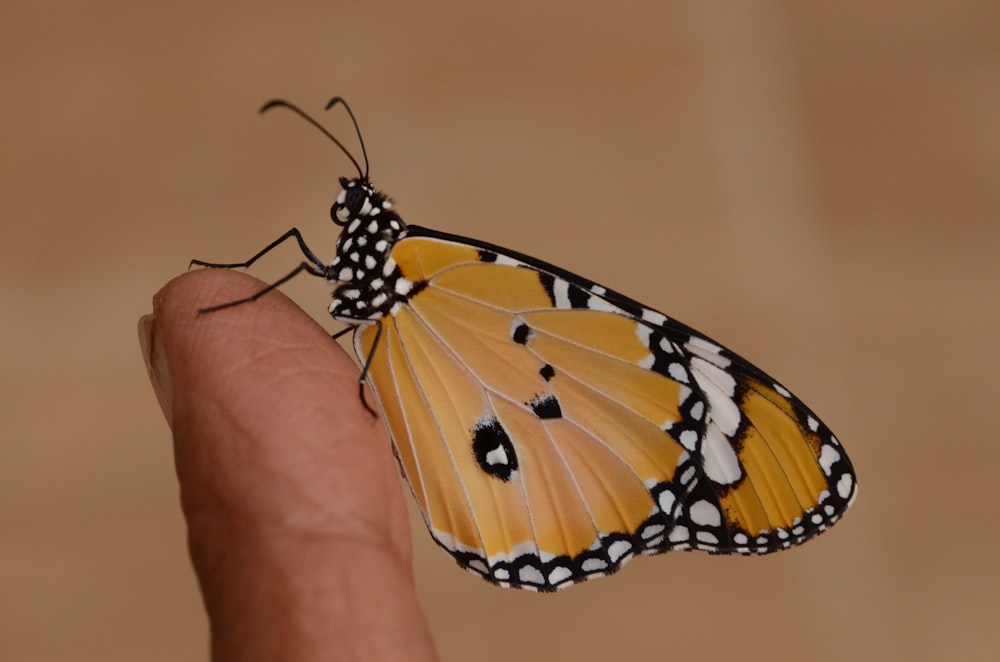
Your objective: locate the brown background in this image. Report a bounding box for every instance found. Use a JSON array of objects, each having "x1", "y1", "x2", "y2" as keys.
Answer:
[{"x1": 3, "y1": 2, "x2": 998, "y2": 660}]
